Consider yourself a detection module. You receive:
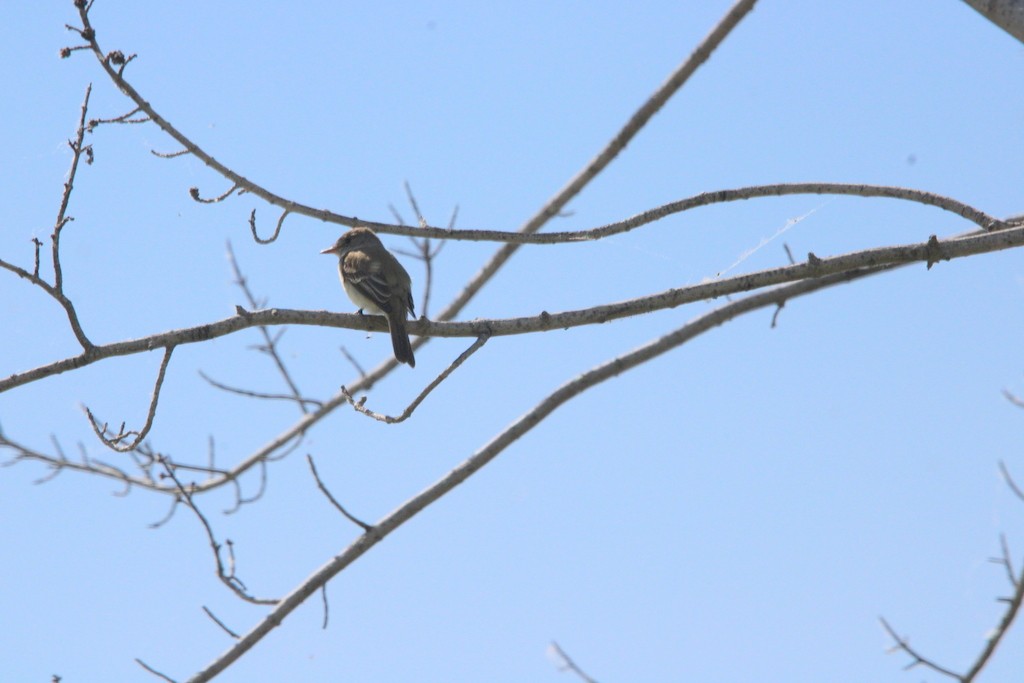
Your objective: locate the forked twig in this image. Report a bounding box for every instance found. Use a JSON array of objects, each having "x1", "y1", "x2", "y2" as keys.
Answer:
[
  {"x1": 879, "y1": 617, "x2": 962, "y2": 679},
  {"x1": 0, "y1": 84, "x2": 95, "y2": 351},
  {"x1": 205, "y1": 241, "x2": 313, "y2": 414},
  {"x1": 157, "y1": 457, "x2": 277, "y2": 606},
  {"x1": 882, "y1": 461, "x2": 1024, "y2": 682},
  {"x1": 84, "y1": 346, "x2": 174, "y2": 451}
]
